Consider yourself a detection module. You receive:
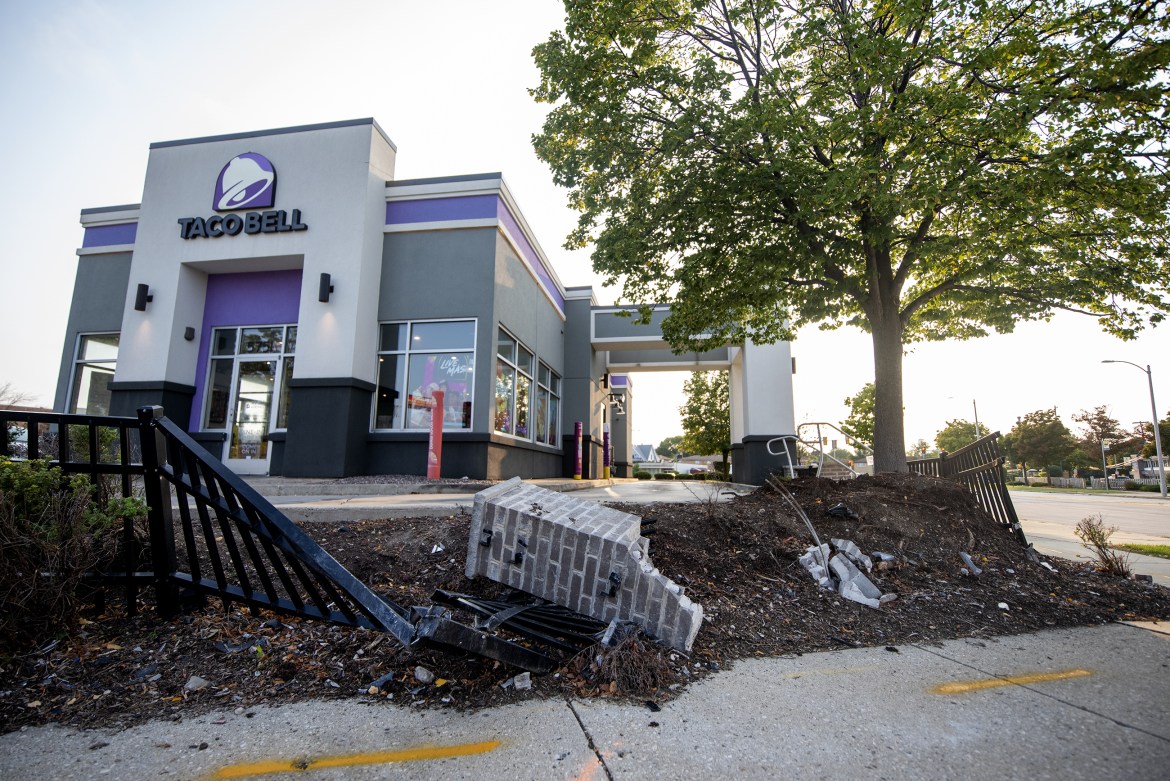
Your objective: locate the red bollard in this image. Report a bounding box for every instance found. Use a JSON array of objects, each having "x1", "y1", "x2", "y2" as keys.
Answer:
[{"x1": 428, "y1": 389, "x2": 444, "y2": 480}]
